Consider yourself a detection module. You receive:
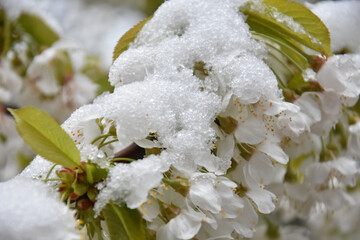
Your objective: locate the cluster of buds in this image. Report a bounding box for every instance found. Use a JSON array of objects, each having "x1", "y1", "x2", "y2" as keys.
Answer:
[{"x1": 54, "y1": 162, "x2": 108, "y2": 213}]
